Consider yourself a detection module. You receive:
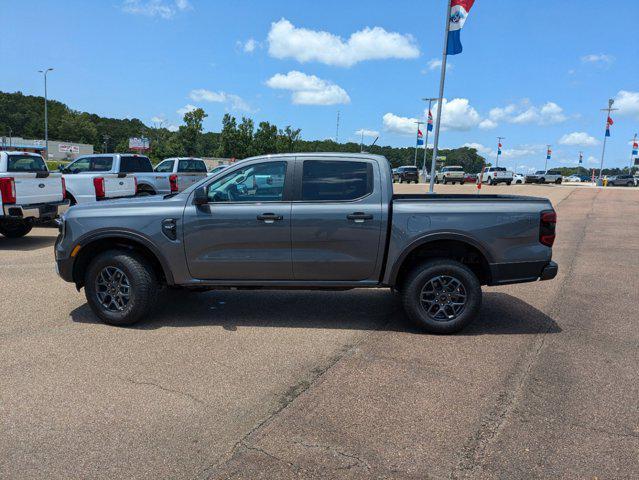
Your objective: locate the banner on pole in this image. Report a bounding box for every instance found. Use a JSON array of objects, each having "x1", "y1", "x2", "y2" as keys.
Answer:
[{"x1": 447, "y1": 0, "x2": 475, "y2": 55}]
